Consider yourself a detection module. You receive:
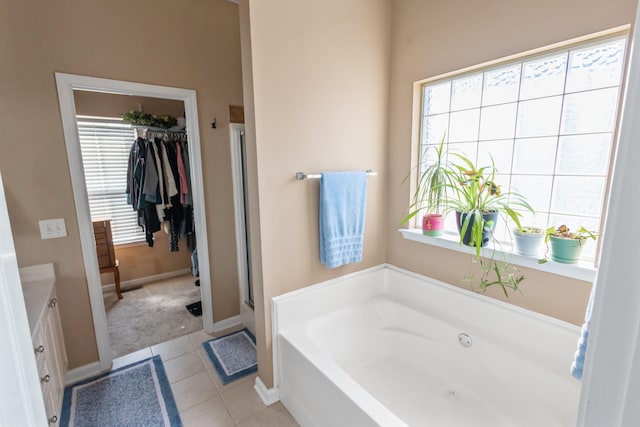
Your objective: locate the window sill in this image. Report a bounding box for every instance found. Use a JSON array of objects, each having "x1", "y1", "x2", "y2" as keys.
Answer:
[{"x1": 399, "y1": 228, "x2": 597, "y2": 283}]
